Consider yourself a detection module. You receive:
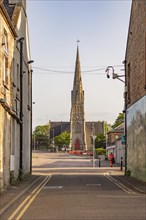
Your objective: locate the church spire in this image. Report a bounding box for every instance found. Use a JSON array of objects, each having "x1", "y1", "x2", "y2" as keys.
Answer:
[
  {"x1": 72, "y1": 46, "x2": 83, "y2": 103},
  {"x1": 70, "y1": 45, "x2": 87, "y2": 151}
]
